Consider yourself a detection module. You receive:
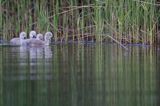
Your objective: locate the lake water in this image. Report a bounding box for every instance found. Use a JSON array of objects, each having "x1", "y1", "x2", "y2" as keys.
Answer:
[{"x1": 0, "y1": 43, "x2": 160, "y2": 106}]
